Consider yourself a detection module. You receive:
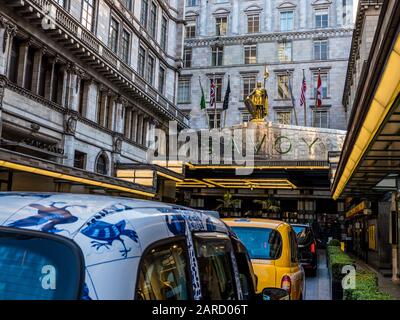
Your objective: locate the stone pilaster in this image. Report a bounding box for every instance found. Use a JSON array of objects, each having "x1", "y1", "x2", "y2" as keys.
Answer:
[
  {"x1": 16, "y1": 40, "x2": 31, "y2": 88},
  {"x1": 31, "y1": 47, "x2": 45, "y2": 95},
  {"x1": 0, "y1": 18, "x2": 17, "y2": 76}
]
